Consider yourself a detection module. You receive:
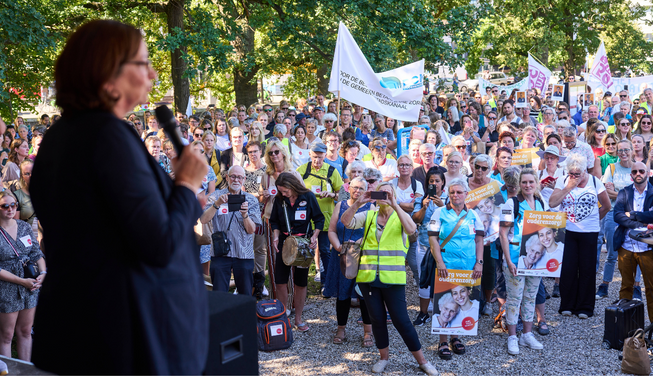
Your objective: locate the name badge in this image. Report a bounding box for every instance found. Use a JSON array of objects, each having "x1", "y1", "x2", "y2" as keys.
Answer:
[
  {"x1": 269, "y1": 186, "x2": 278, "y2": 195},
  {"x1": 218, "y1": 204, "x2": 229, "y2": 215},
  {"x1": 469, "y1": 223, "x2": 475, "y2": 235},
  {"x1": 326, "y1": 184, "x2": 332, "y2": 193},
  {"x1": 19, "y1": 236, "x2": 32, "y2": 247},
  {"x1": 257, "y1": 176, "x2": 262, "y2": 184},
  {"x1": 311, "y1": 185, "x2": 322, "y2": 194},
  {"x1": 295, "y1": 209, "x2": 307, "y2": 221}
]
